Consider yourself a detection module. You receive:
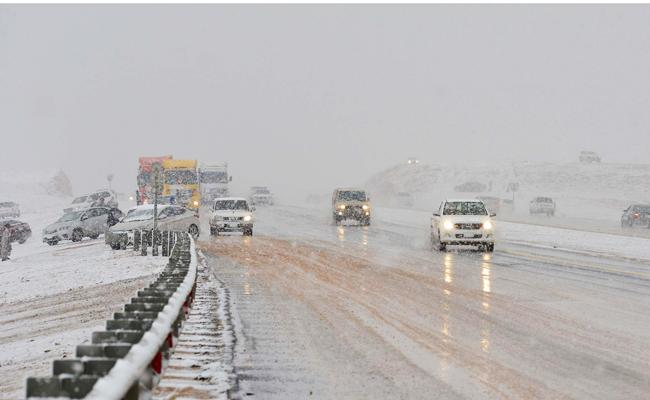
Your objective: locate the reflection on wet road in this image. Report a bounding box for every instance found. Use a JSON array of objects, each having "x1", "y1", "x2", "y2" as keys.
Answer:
[{"x1": 199, "y1": 205, "x2": 650, "y2": 399}]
